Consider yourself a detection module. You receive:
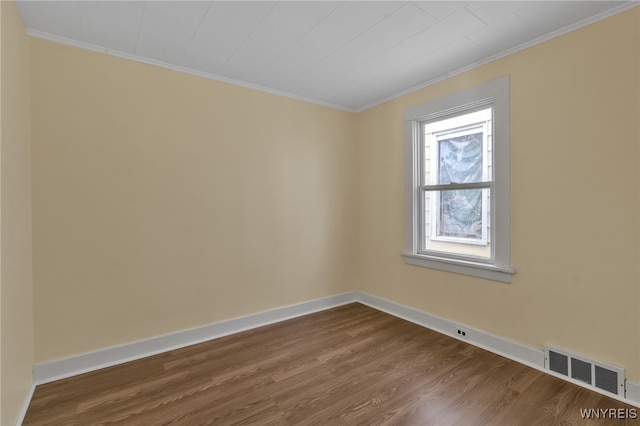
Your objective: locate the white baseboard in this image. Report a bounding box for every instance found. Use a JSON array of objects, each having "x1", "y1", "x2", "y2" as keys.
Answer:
[
  {"x1": 16, "y1": 383, "x2": 36, "y2": 426},
  {"x1": 33, "y1": 292, "x2": 357, "y2": 385},
  {"x1": 626, "y1": 380, "x2": 640, "y2": 405},
  {"x1": 354, "y1": 291, "x2": 640, "y2": 408},
  {"x1": 30, "y1": 290, "x2": 640, "y2": 410},
  {"x1": 354, "y1": 291, "x2": 544, "y2": 368}
]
